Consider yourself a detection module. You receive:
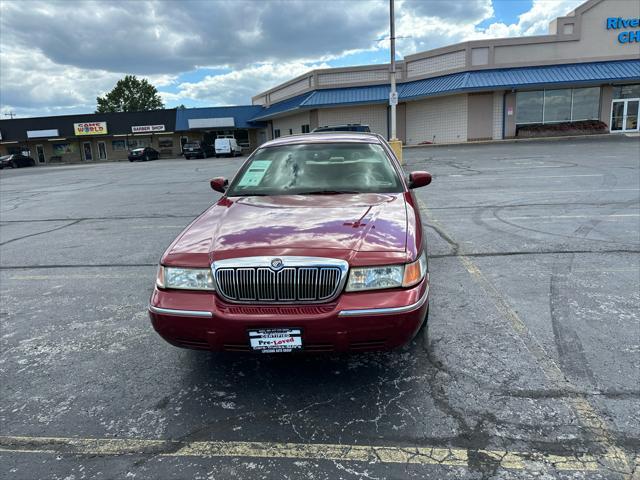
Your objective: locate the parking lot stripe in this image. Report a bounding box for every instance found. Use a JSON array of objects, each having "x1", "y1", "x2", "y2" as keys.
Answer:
[
  {"x1": 9, "y1": 273, "x2": 150, "y2": 280},
  {"x1": 0, "y1": 435, "x2": 599, "y2": 471},
  {"x1": 418, "y1": 199, "x2": 633, "y2": 478}
]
